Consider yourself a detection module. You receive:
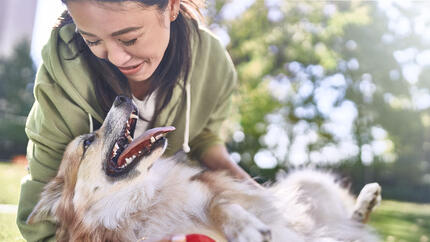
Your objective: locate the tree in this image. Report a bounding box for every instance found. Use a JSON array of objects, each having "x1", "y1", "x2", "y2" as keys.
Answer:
[
  {"x1": 0, "y1": 39, "x2": 36, "y2": 159},
  {"x1": 208, "y1": 0, "x2": 430, "y2": 201}
]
